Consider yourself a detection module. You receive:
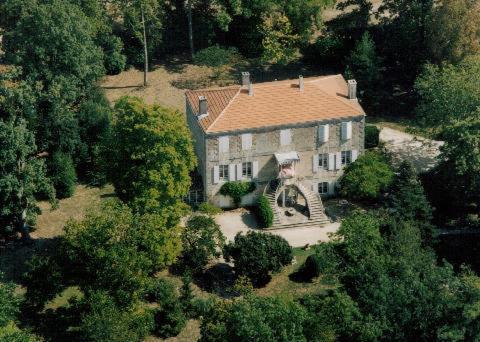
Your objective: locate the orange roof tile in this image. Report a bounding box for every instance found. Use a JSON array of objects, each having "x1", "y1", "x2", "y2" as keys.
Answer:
[{"x1": 186, "y1": 75, "x2": 365, "y2": 134}]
